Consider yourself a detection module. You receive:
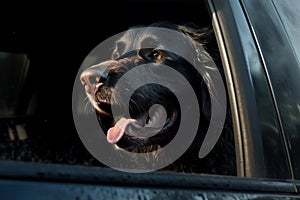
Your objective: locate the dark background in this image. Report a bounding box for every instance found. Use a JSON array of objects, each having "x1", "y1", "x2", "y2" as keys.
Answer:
[{"x1": 0, "y1": 0, "x2": 213, "y2": 166}]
